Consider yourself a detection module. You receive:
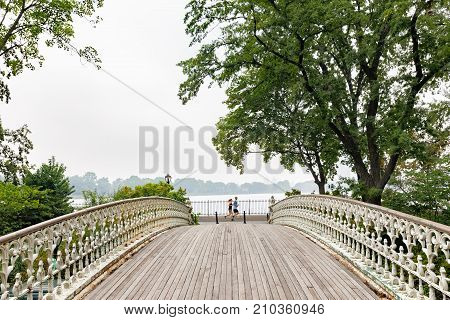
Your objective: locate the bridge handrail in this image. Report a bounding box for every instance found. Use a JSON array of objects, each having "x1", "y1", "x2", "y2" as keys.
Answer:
[
  {"x1": 0, "y1": 197, "x2": 192, "y2": 300},
  {"x1": 269, "y1": 195, "x2": 450, "y2": 300},
  {"x1": 0, "y1": 197, "x2": 189, "y2": 244}
]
